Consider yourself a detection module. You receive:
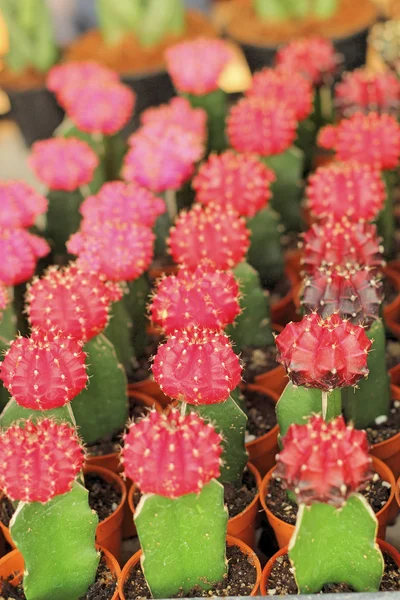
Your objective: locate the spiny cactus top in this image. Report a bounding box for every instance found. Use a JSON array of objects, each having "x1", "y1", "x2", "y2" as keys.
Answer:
[
  {"x1": 0, "y1": 227, "x2": 50, "y2": 287},
  {"x1": 27, "y1": 264, "x2": 123, "y2": 342},
  {"x1": 335, "y1": 68, "x2": 400, "y2": 116},
  {"x1": 149, "y1": 262, "x2": 241, "y2": 334},
  {"x1": 193, "y1": 150, "x2": 276, "y2": 218},
  {"x1": 0, "y1": 181, "x2": 48, "y2": 228},
  {"x1": 275, "y1": 313, "x2": 371, "y2": 391},
  {"x1": 246, "y1": 67, "x2": 313, "y2": 122},
  {"x1": 275, "y1": 37, "x2": 338, "y2": 85},
  {"x1": 275, "y1": 415, "x2": 372, "y2": 507},
  {"x1": 122, "y1": 409, "x2": 223, "y2": 497},
  {"x1": 0, "y1": 328, "x2": 88, "y2": 410},
  {"x1": 0, "y1": 419, "x2": 84, "y2": 503},
  {"x1": 301, "y1": 219, "x2": 384, "y2": 275},
  {"x1": 152, "y1": 328, "x2": 242, "y2": 405},
  {"x1": 67, "y1": 220, "x2": 154, "y2": 282},
  {"x1": 306, "y1": 161, "x2": 386, "y2": 222},
  {"x1": 227, "y1": 96, "x2": 298, "y2": 156},
  {"x1": 47, "y1": 61, "x2": 119, "y2": 102},
  {"x1": 123, "y1": 122, "x2": 205, "y2": 193},
  {"x1": 29, "y1": 138, "x2": 99, "y2": 192},
  {"x1": 301, "y1": 266, "x2": 383, "y2": 327},
  {"x1": 79, "y1": 181, "x2": 166, "y2": 229},
  {"x1": 318, "y1": 112, "x2": 400, "y2": 171},
  {"x1": 165, "y1": 37, "x2": 232, "y2": 95},
  {"x1": 168, "y1": 203, "x2": 250, "y2": 271},
  {"x1": 141, "y1": 97, "x2": 207, "y2": 143}
]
